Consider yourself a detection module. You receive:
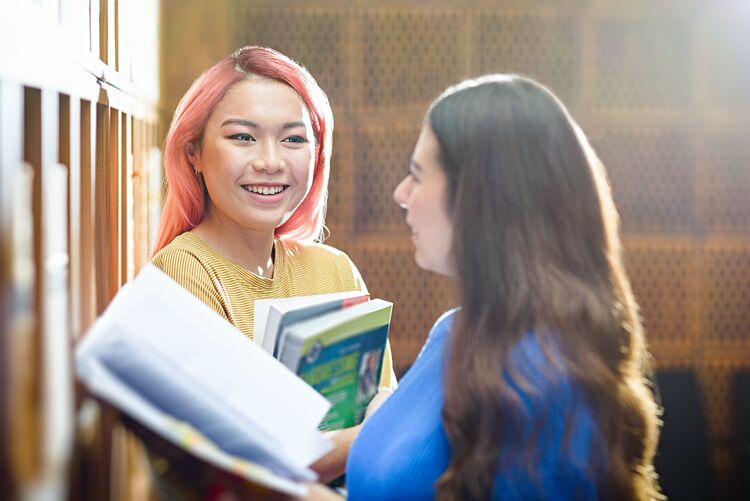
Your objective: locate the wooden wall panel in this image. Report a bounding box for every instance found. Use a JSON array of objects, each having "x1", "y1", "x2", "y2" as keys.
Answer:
[
  {"x1": 358, "y1": 10, "x2": 466, "y2": 110},
  {"x1": 593, "y1": 126, "x2": 697, "y2": 233},
  {"x1": 351, "y1": 123, "x2": 420, "y2": 234},
  {"x1": 79, "y1": 100, "x2": 97, "y2": 334},
  {"x1": 23, "y1": 85, "x2": 44, "y2": 478},
  {"x1": 623, "y1": 241, "x2": 696, "y2": 362},
  {"x1": 0, "y1": 1, "x2": 159, "y2": 498},
  {"x1": 474, "y1": 12, "x2": 581, "y2": 106},
  {"x1": 591, "y1": 15, "x2": 692, "y2": 111},
  {"x1": 698, "y1": 135, "x2": 750, "y2": 233},
  {"x1": 698, "y1": 244, "x2": 750, "y2": 349}
]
